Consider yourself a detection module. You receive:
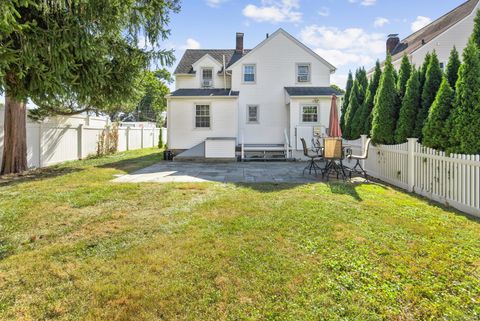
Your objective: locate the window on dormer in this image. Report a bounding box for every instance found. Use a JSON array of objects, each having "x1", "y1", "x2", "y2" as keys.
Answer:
[
  {"x1": 201, "y1": 68, "x2": 213, "y2": 87},
  {"x1": 297, "y1": 63, "x2": 311, "y2": 83}
]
